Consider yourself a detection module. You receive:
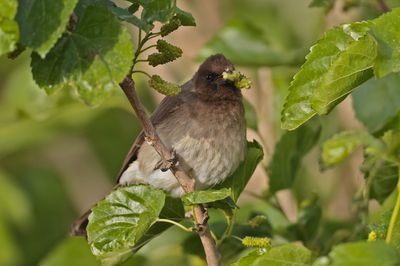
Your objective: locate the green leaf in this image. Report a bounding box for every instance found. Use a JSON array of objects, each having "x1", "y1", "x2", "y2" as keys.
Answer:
[
  {"x1": 268, "y1": 120, "x2": 321, "y2": 192},
  {"x1": 198, "y1": 20, "x2": 303, "y2": 67},
  {"x1": 310, "y1": 33, "x2": 376, "y2": 114},
  {"x1": 353, "y1": 73, "x2": 400, "y2": 133},
  {"x1": 182, "y1": 188, "x2": 231, "y2": 205},
  {"x1": 370, "y1": 8, "x2": 400, "y2": 77},
  {"x1": 232, "y1": 244, "x2": 313, "y2": 266},
  {"x1": 217, "y1": 140, "x2": 264, "y2": 202},
  {"x1": 368, "y1": 161, "x2": 398, "y2": 204},
  {"x1": 140, "y1": 0, "x2": 176, "y2": 24},
  {"x1": 281, "y1": 22, "x2": 371, "y2": 130},
  {"x1": 31, "y1": 5, "x2": 134, "y2": 105},
  {"x1": 321, "y1": 131, "x2": 376, "y2": 168},
  {"x1": 175, "y1": 7, "x2": 196, "y2": 26},
  {"x1": 87, "y1": 185, "x2": 166, "y2": 265},
  {"x1": 328, "y1": 241, "x2": 400, "y2": 266},
  {"x1": 15, "y1": 0, "x2": 78, "y2": 57},
  {"x1": 40, "y1": 237, "x2": 98, "y2": 266},
  {"x1": 244, "y1": 99, "x2": 258, "y2": 131},
  {"x1": 0, "y1": 0, "x2": 19, "y2": 56}
]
